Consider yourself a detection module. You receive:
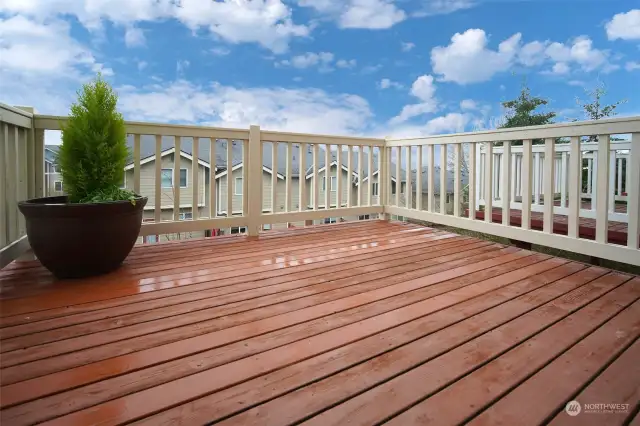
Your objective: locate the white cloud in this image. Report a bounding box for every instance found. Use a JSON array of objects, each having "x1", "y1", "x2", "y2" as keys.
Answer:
[
  {"x1": 401, "y1": 42, "x2": 415, "y2": 52},
  {"x1": 336, "y1": 59, "x2": 357, "y2": 68},
  {"x1": 460, "y1": 99, "x2": 477, "y2": 110},
  {"x1": 606, "y1": 9, "x2": 640, "y2": 41},
  {"x1": 211, "y1": 47, "x2": 231, "y2": 56},
  {"x1": 137, "y1": 60, "x2": 148, "y2": 71},
  {"x1": 518, "y1": 41, "x2": 546, "y2": 66},
  {"x1": 431, "y1": 29, "x2": 521, "y2": 84},
  {"x1": 627, "y1": 61, "x2": 640, "y2": 71},
  {"x1": 378, "y1": 78, "x2": 403, "y2": 89},
  {"x1": 297, "y1": 0, "x2": 405, "y2": 29},
  {"x1": 117, "y1": 80, "x2": 374, "y2": 135},
  {"x1": 415, "y1": 0, "x2": 475, "y2": 17},
  {"x1": 362, "y1": 64, "x2": 383, "y2": 74},
  {"x1": 386, "y1": 113, "x2": 471, "y2": 138},
  {"x1": 0, "y1": 0, "x2": 310, "y2": 53},
  {"x1": 568, "y1": 80, "x2": 585, "y2": 87},
  {"x1": 540, "y1": 36, "x2": 609, "y2": 74},
  {"x1": 124, "y1": 26, "x2": 145, "y2": 47},
  {"x1": 542, "y1": 62, "x2": 570, "y2": 75},
  {"x1": 390, "y1": 75, "x2": 438, "y2": 124}
]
